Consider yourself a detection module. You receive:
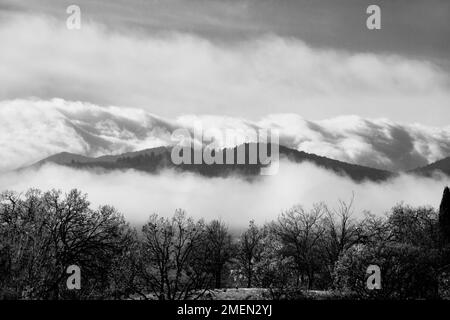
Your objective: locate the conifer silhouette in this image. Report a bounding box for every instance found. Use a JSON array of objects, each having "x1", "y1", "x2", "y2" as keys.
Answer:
[{"x1": 439, "y1": 187, "x2": 450, "y2": 245}]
